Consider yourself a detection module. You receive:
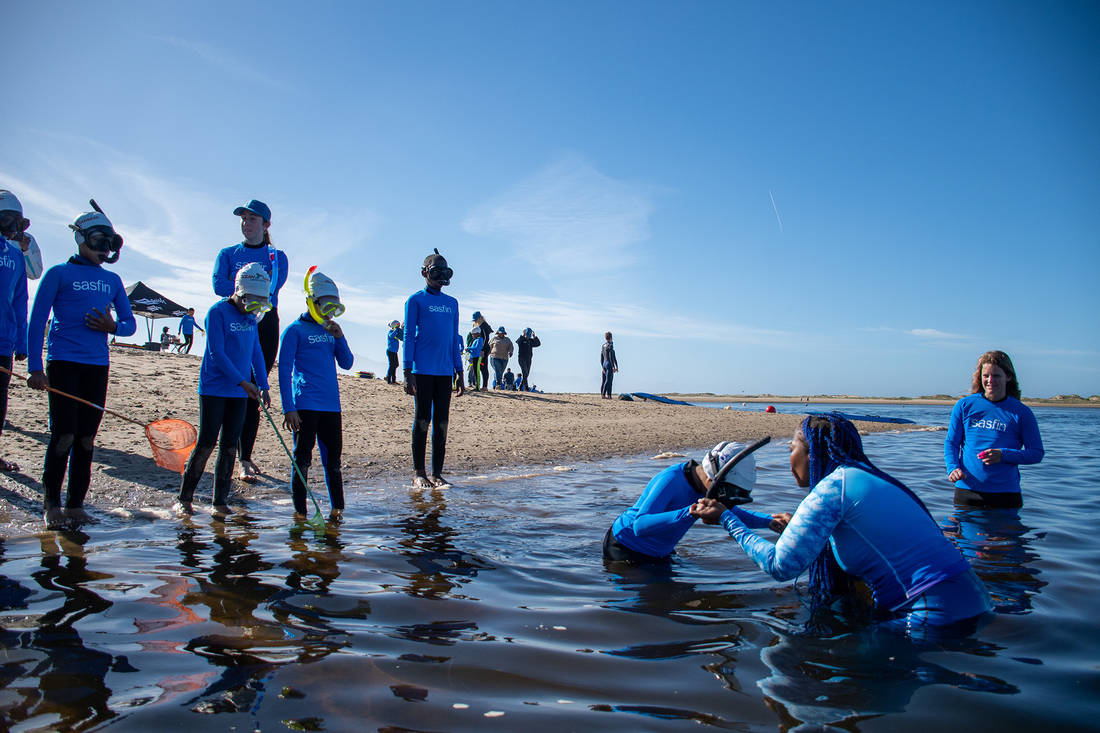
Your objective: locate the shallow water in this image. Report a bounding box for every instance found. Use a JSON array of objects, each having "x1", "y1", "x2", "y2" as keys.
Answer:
[{"x1": 1, "y1": 405, "x2": 1098, "y2": 731}]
